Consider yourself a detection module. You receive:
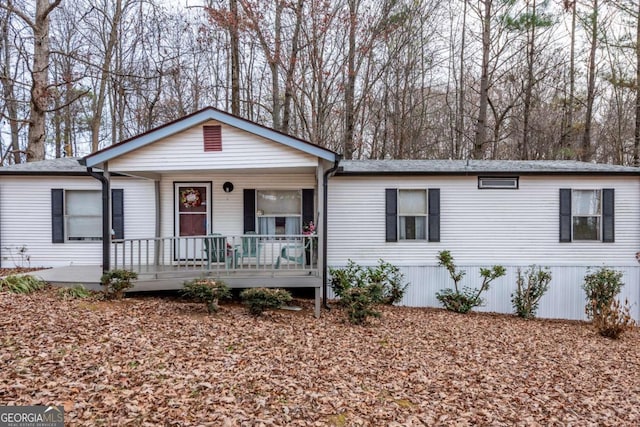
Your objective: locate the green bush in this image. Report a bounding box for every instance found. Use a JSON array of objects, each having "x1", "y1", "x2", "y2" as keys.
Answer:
[
  {"x1": 512, "y1": 266, "x2": 552, "y2": 319},
  {"x1": 0, "y1": 275, "x2": 46, "y2": 294},
  {"x1": 240, "y1": 288, "x2": 292, "y2": 316},
  {"x1": 591, "y1": 298, "x2": 636, "y2": 339},
  {"x1": 435, "y1": 250, "x2": 506, "y2": 314},
  {"x1": 330, "y1": 259, "x2": 408, "y2": 305},
  {"x1": 582, "y1": 267, "x2": 624, "y2": 320},
  {"x1": 181, "y1": 278, "x2": 231, "y2": 313},
  {"x1": 100, "y1": 269, "x2": 138, "y2": 299},
  {"x1": 57, "y1": 284, "x2": 92, "y2": 300},
  {"x1": 342, "y1": 286, "x2": 381, "y2": 325},
  {"x1": 330, "y1": 260, "x2": 368, "y2": 299}
]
